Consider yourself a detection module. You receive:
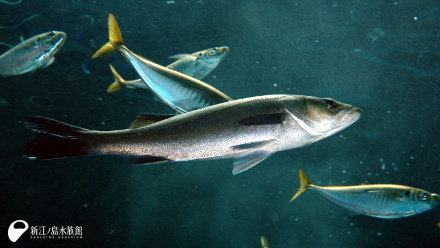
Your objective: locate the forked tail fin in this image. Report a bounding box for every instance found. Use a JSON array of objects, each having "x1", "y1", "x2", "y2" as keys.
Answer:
[
  {"x1": 92, "y1": 13, "x2": 124, "y2": 58},
  {"x1": 23, "y1": 116, "x2": 90, "y2": 160},
  {"x1": 289, "y1": 169, "x2": 312, "y2": 202},
  {"x1": 107, "y1": 64, "x2": 125, "y2": 93}
]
